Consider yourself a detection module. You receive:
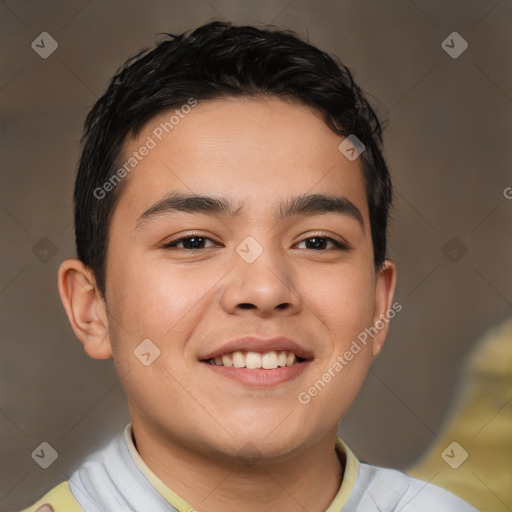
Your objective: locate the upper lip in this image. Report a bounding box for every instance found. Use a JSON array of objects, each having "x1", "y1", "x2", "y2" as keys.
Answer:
[{"x1": 200, "y1": 336, "x2": 313, "y2": 361}]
